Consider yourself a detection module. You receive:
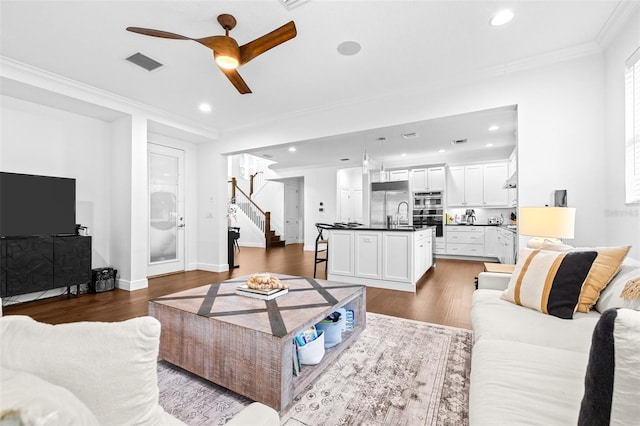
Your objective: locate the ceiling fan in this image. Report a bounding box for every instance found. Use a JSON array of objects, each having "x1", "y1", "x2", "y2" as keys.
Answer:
[{"x1": 126, "y1": 14, "x2": 297, "y2": 94}]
